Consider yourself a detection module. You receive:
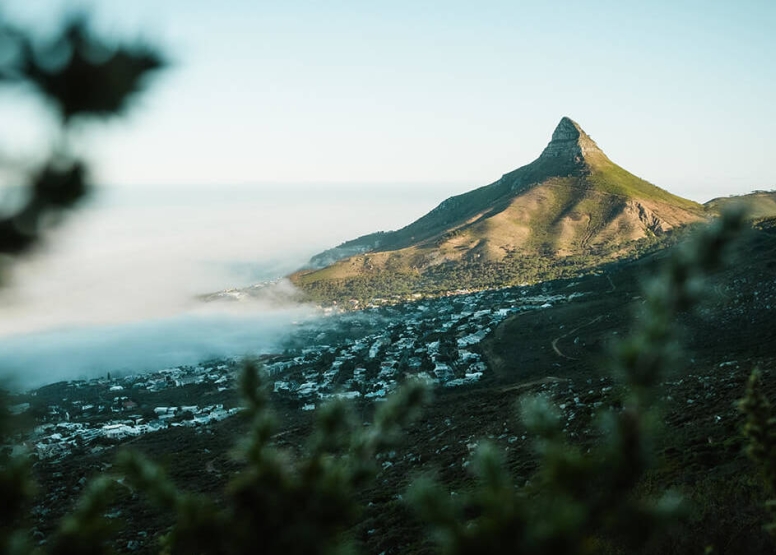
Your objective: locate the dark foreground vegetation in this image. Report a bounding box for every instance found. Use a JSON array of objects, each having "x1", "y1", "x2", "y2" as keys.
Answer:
[{"x1": 5, "y1": 210, "x2": 776, "y2": 554}]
